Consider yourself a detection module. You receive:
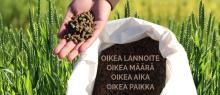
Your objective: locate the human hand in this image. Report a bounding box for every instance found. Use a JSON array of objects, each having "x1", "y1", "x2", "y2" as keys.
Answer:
[{"x1": 53, "y1": 0, "x2": 111, "y2": 62}]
